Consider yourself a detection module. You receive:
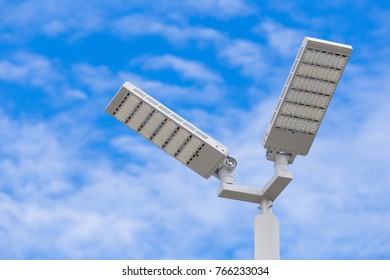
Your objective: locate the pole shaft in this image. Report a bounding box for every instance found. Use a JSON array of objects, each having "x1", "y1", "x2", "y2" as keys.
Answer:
[{"x1": 254, "y1": 201, "x2": 280, "y2": 260}]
